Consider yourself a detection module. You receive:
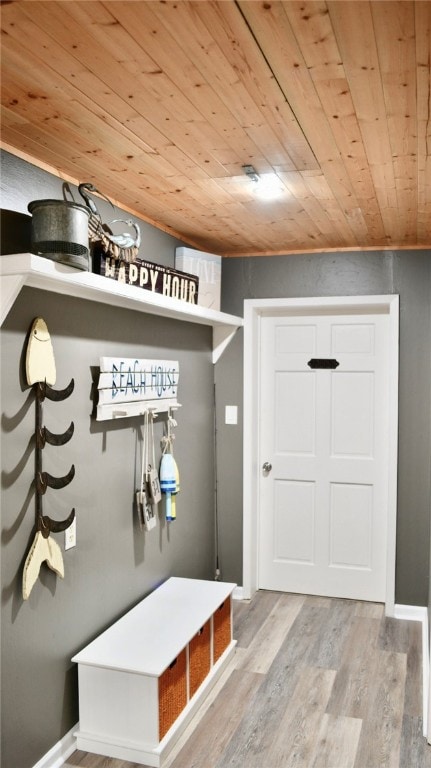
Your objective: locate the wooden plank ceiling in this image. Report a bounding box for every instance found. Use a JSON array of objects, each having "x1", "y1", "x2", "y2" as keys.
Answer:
[{"x1": 1, "y1": 0, "x2": 430, "y2": 256}]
